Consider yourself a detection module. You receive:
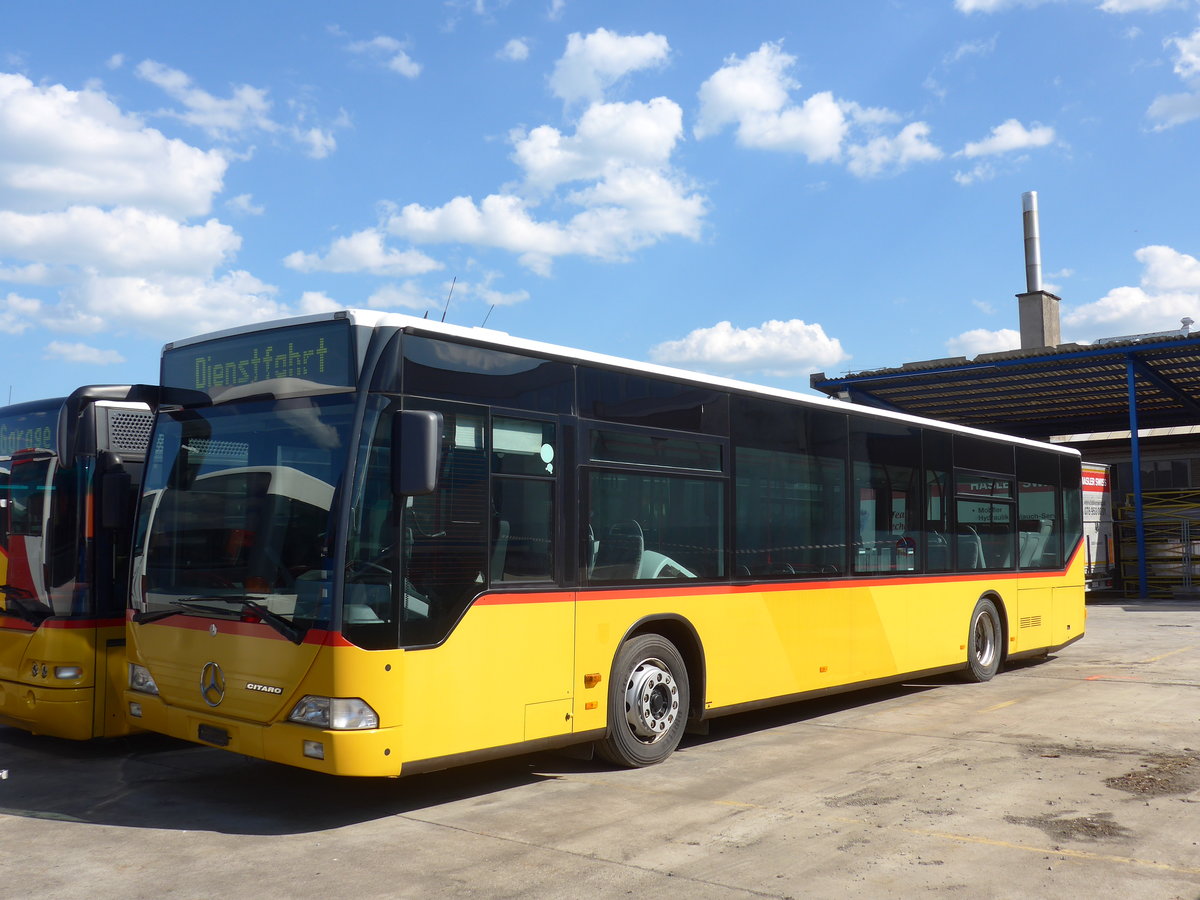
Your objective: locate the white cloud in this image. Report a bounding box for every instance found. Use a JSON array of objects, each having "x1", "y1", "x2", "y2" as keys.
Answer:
[
  {"x1": 946, "y1": 36, "x2": 999, "y2": 64},
  {"x1": 1147, "y1": 90, "x2": 1200, "y2": 128},
  {"x1": 1148, "y1": 28, "x2": 1200, "y2": 128},
  {"x1": 847, "y1": 122, "x2": 943, "y2": 177},
  {"x1": 954, "y1": 0, "x2": 1052, "y2": 11},
  {"x1": 1169, "y1": 28, "x2": 1200, "y2": 79},
  {"x1": 499, "y1": 38, "x2": 530, "y2": 62},
  {"x1": 695, "y1": 42, "x2": 940, "y2": 175},
  {"x1": 953, "y1": 161, "x2": 997, "y2": 185},
  {"x1": 549, "y1": 28, "x2": 669, "y2": 104},
  {"x1": 326, "y1": 31, "x2": 701, "y2": 278},
  {"x1": 44, "y1": 340, "x2": 125, "y2": 364},
  {"x1": 387, "y1": 94, "x2": 703, "y2": 274},
  {"x1": 298, "y1": 291, "x2": 342, "y2": 314},
  {"x1": 292, "y1": 125, "x2": 337, "y2": 159},
  {"x1": 1138, "y1": 243, "x2": 1200, "y2": 291},
  {"x1": 512, "y1": 97, "x2": 683, "y2": 192},
  {"x1": 0, "y1": 73, "x2": 226, "y2": 218},
  {"x1": 649, "y1": 319, "x2": 850, "y2": 378},
  {"x1": 694, "y1": 42, "x2": 802, "y2": 141},
  {"x1": 1062, "y1": 245, "x2": 1200, "y2": 340},
  {"x1": 0, "y1": 292, "x2": 40, "y2": 333},
  {"x1": 474, "y1": 282, "x2": 529, "y2": 307},
  {"x1": 945, "y1": 328, "x2": 1021, "y2": 357},
  {"x1": 0, "y1": 206, "x2": 239, "y2": 276},
  {"x1": 226, "y1": 193, "x2": 264, "y2": 215},
  {"x1": 386, "y1": 168, "x2": 704, "y2": 275},
  {"x1": 106, "y1": 54, "x2": 125, "y2": 70},
  {"x1": 283, "y1": 228, "x2": 442, "y2": 276},
  {"x1": 960, "y1": 118, "x2": 1056, "y2": 156},
  {"x1": 347, "y1": 35, "x2": 422, "y2": 78},
  {"x1": 0, "y1": 263, "x2": 55, "y2": 284},
  {"x1": 1099, "y1": 0, "x2": 1182, "y2": 11},
  {"x1": 136, "y1": 60, "x2": 276, "y2": 139},
  {"x1": 52, "y1": 270, "x2": 290, "y2": 339},
  {"x1": 956, "y1": 0, "x2": 1179, "y2": 12},
  {"x1": 367, "y1": 281, "x2": 439, "y2": 310}
]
